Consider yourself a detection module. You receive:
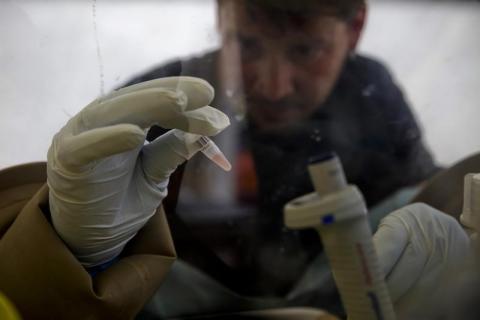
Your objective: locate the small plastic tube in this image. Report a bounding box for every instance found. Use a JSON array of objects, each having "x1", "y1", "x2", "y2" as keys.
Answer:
[{"x1": 196, "y1": 136, "x2": 232, "y2": 172}]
